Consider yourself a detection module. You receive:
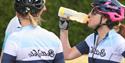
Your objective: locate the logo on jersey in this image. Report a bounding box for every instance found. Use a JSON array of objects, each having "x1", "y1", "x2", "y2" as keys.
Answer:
[
  {"x1": 90, "y1": 47, "x2": 106, "y2": 57},
  {"x1": 28, "y1": 49, "x2": 55, "y2": 58}
]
